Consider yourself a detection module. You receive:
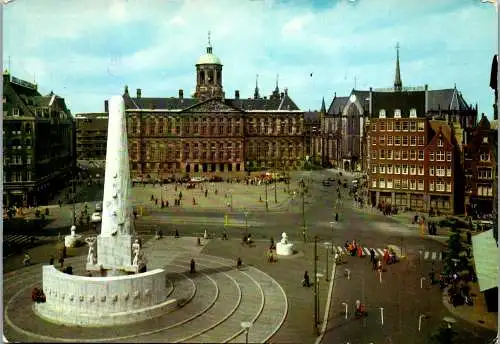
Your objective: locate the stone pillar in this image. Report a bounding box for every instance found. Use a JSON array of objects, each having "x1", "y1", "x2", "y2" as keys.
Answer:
[
  {"x1": 391, "y1": 192, "x2": 395, "y2": 206},
  {"x1": 407, "y1": 193, "x2": 411, "y2": 209},
  {"x1": 375, "y1": 191, "x2": 380, "y2": 206}
]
